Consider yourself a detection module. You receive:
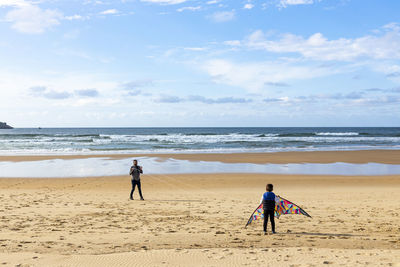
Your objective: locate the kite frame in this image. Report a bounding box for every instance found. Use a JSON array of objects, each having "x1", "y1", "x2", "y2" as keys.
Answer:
[
  {"x1": 245, "y1": 195, "x2": 311, "y2": 228},
  {"x1": 245, "y1": 203, "x2": 263, "y2": 228}
]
